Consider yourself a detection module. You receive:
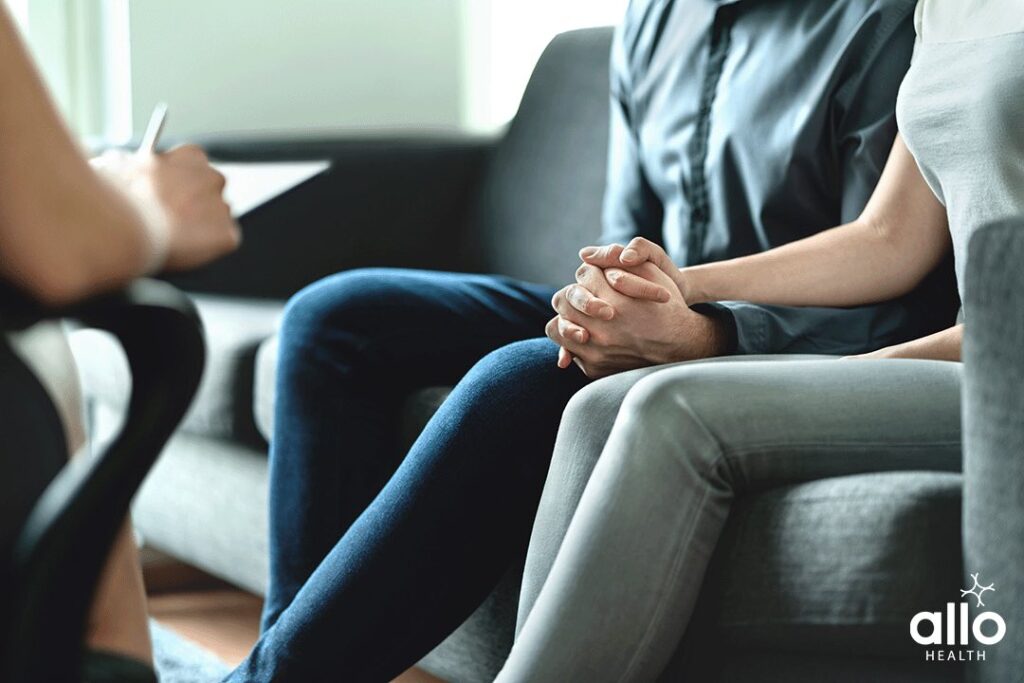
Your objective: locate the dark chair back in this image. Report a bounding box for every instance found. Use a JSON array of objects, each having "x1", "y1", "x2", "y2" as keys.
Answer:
[{"x1": 0, "y1": 280, "x2": 205, "y2": 683}]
